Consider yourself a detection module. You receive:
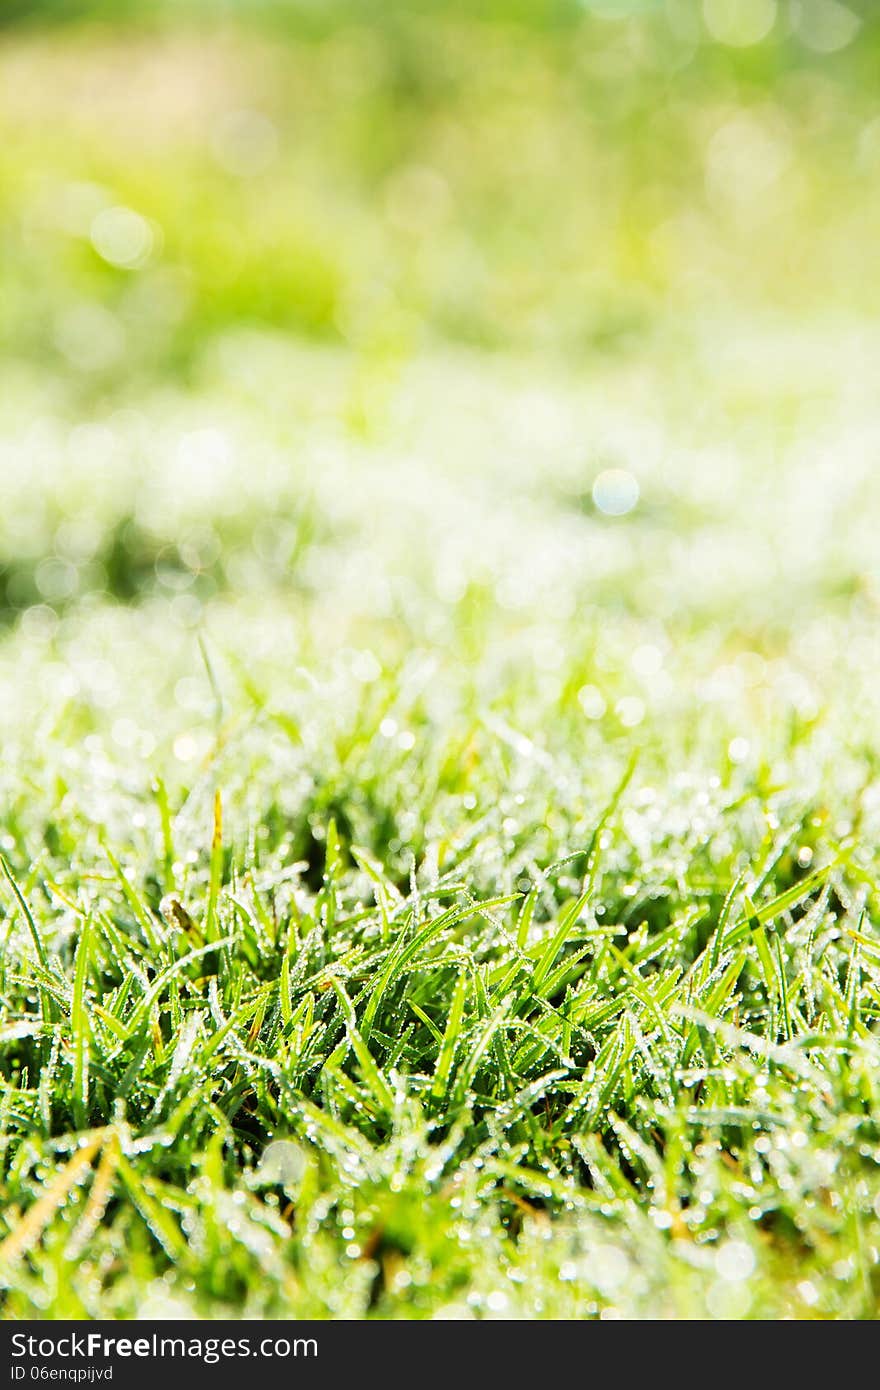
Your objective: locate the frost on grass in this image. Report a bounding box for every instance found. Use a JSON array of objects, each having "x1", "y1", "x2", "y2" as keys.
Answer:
[
  {"x1": 1, "y1": 335, "x2": 880, "y2": 1319},
  {"x1": 2, "y1": 8, "x2": 880, "y2": 1321}
]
